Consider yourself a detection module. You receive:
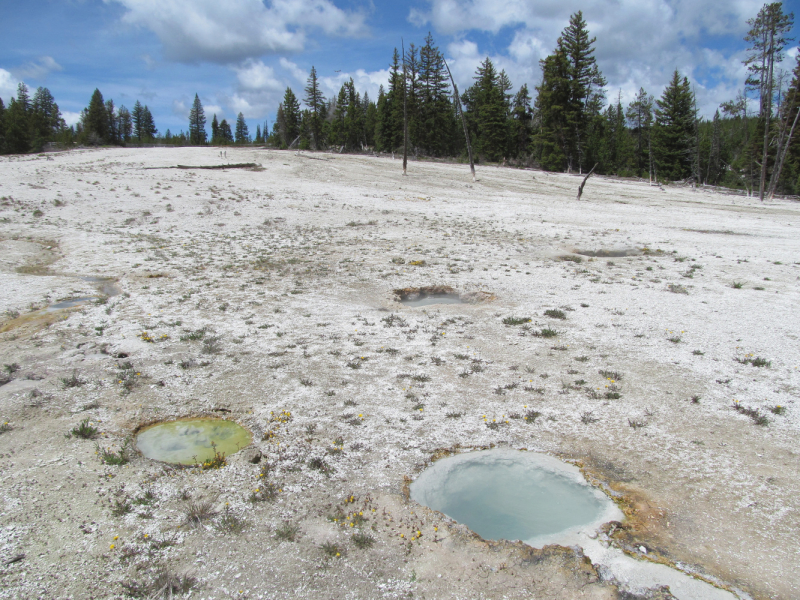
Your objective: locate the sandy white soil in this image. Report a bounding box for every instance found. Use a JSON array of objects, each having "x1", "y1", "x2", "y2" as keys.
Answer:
[{"x1": 0, "y1": 147, "x2": 798, "y2": 600}]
